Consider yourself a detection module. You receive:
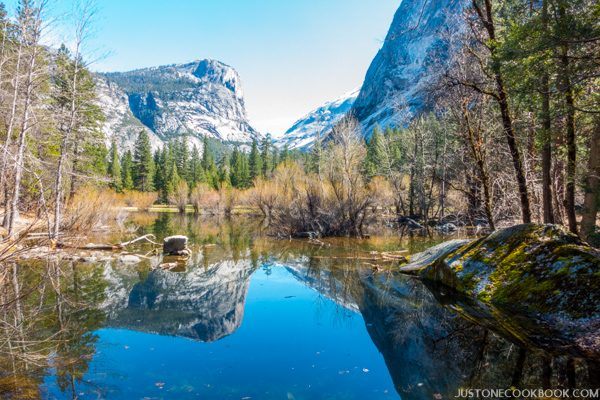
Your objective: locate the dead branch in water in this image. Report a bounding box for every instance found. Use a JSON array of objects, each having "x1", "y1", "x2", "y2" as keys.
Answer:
[{"x1": 59, "y1": 234, "x2": 160, "y2": 251}]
